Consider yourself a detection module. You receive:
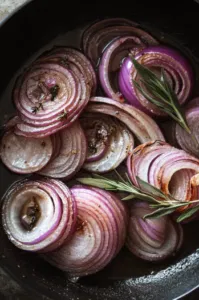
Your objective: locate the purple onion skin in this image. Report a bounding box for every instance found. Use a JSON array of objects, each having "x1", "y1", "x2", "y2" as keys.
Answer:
[
  {"x1": 118, "y1": 58, "x2": 149, "y2": 113},
  {"x1": 119, "y1": 46, "x2": 194, "y2": 115},
  {"x1": 126, "y1": 202, "x2": 183, "y2": 262}
]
